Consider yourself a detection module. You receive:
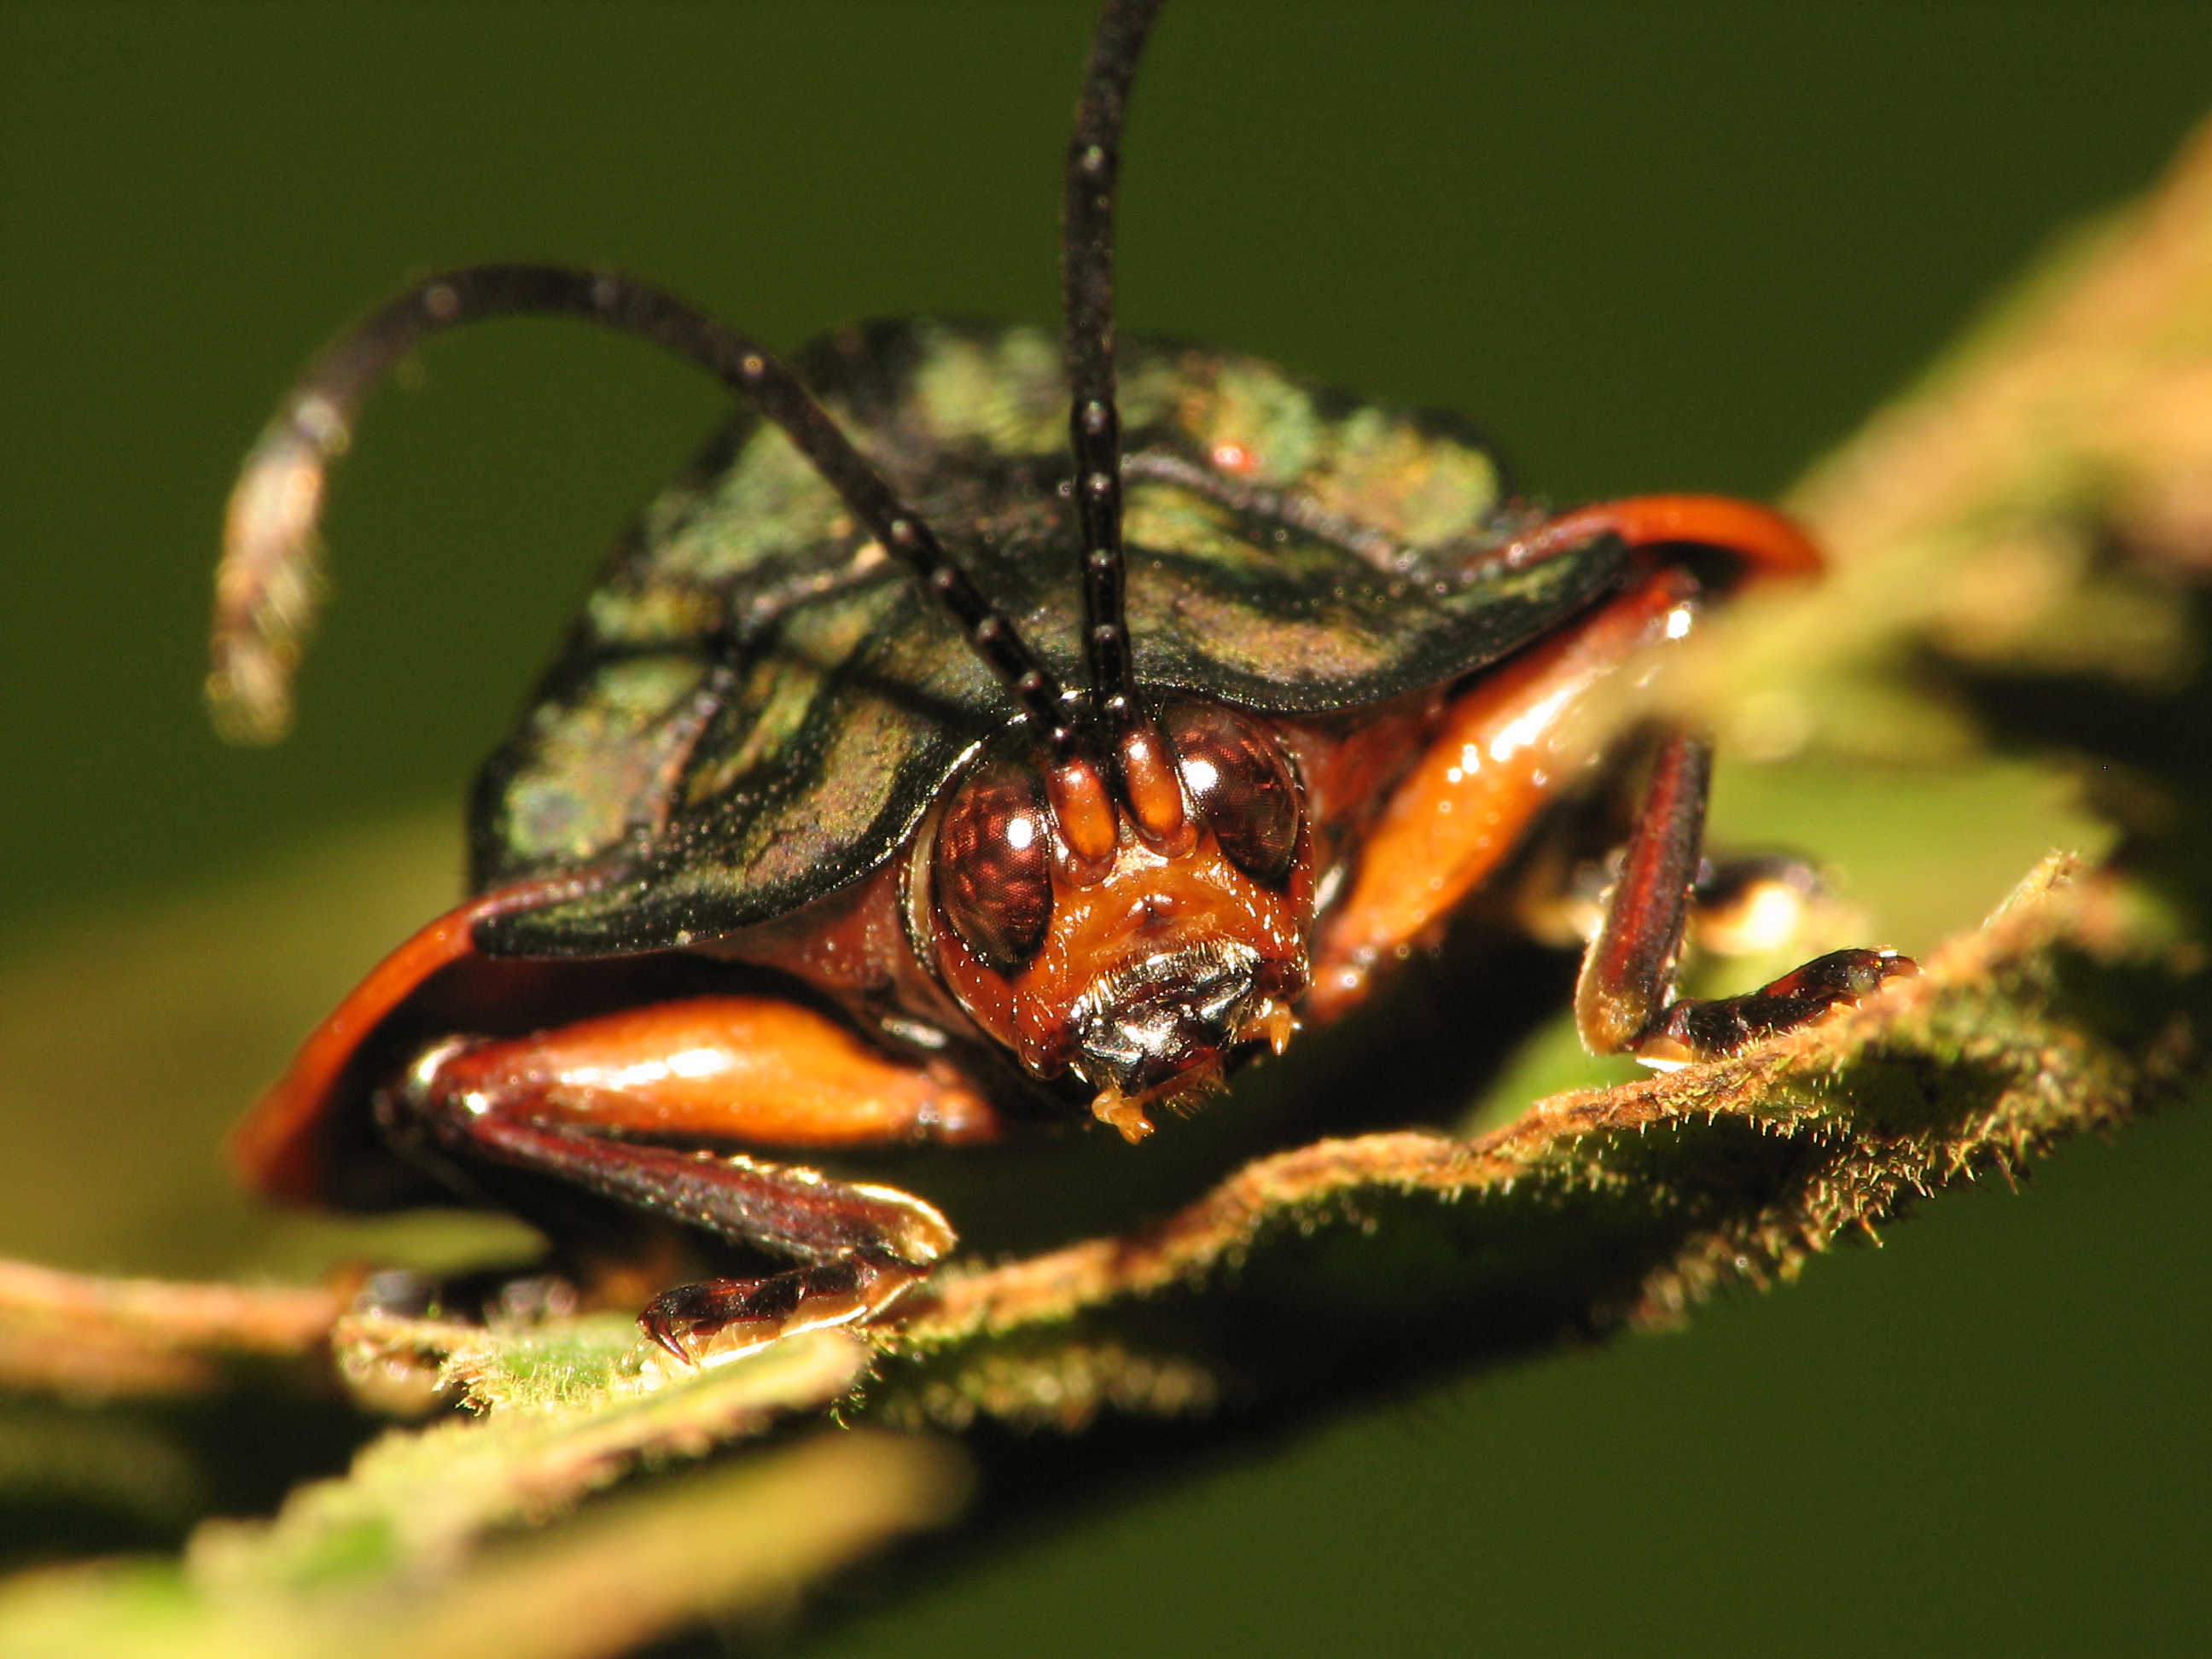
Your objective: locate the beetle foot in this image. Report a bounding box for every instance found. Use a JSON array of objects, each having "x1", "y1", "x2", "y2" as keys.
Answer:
[
  {"x1": 637, "y1": 1251, "x2": 927, "y2": 1367},
  {"x1": 1633, "y1": 947, "x2": 1918, "y2": 1066}
]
